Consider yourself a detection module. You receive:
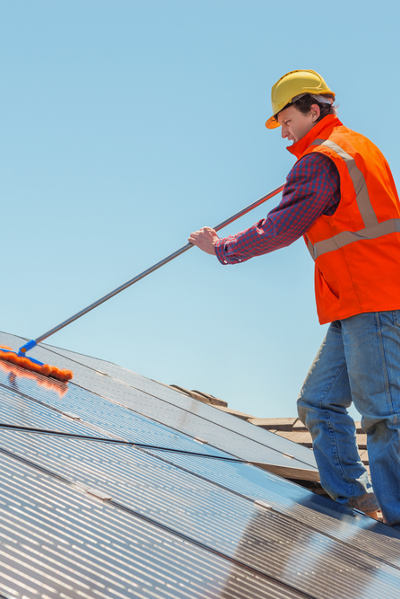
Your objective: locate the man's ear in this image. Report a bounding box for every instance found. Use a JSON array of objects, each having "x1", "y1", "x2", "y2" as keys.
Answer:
[{"x1": 311, "y1": 103, "x2": 321, "y2": 121}]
